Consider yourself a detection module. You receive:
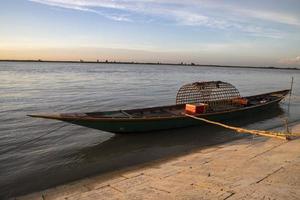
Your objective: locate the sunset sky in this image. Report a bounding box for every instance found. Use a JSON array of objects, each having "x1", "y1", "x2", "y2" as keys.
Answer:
[{"x1": 1, "y1": 0, "x2": 300, "y2": 67}]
